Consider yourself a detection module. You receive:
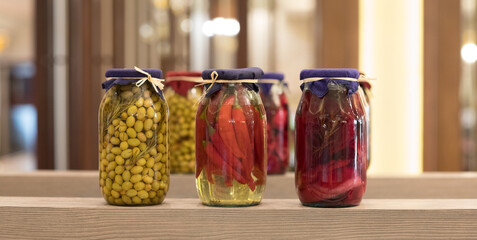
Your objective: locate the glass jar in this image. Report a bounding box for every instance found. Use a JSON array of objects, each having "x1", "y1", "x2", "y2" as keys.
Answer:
[
  {"x1": 358, "y1": 73, "x2": 372, "y2": 169},
  {"x1": 164, "y1": 71, "x2": 203, "y2": 173},
  {"x1": 99, "y1": 68, "x2": 169, "y2": 206},
  {"x1": 196, "y1": 67, "x2": 267, "y2": 207},
  {"x1": 258, "y1": 73, "x2": 289, "y2": 174},
  {"x1": 295, "y1": 69, "x2": 367, "y2": 207}
]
